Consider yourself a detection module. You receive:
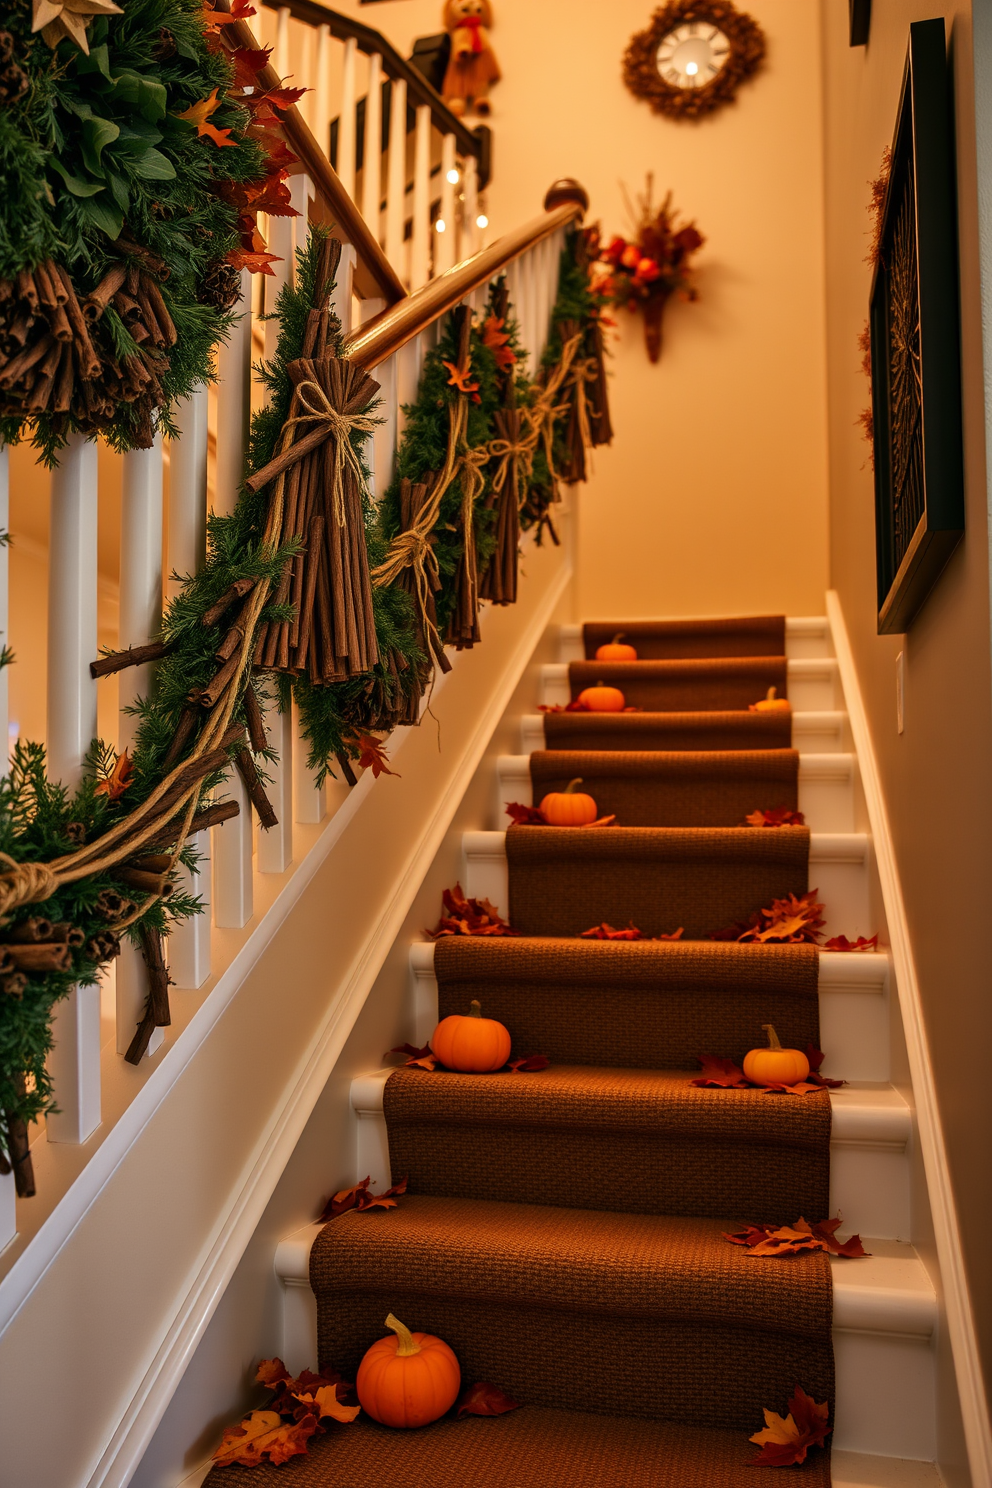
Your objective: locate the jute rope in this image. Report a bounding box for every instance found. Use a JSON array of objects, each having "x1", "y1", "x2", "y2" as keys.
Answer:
[{"x1": 286, "y1": 379, "x2": 380, "y2": 526}]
